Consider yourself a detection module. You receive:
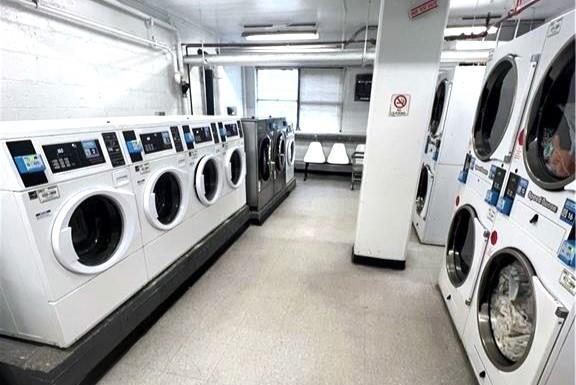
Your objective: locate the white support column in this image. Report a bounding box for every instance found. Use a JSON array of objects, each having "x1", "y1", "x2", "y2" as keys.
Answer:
[{"x1": 353, "y1": 0, "x2": 450, "y2": 268}]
